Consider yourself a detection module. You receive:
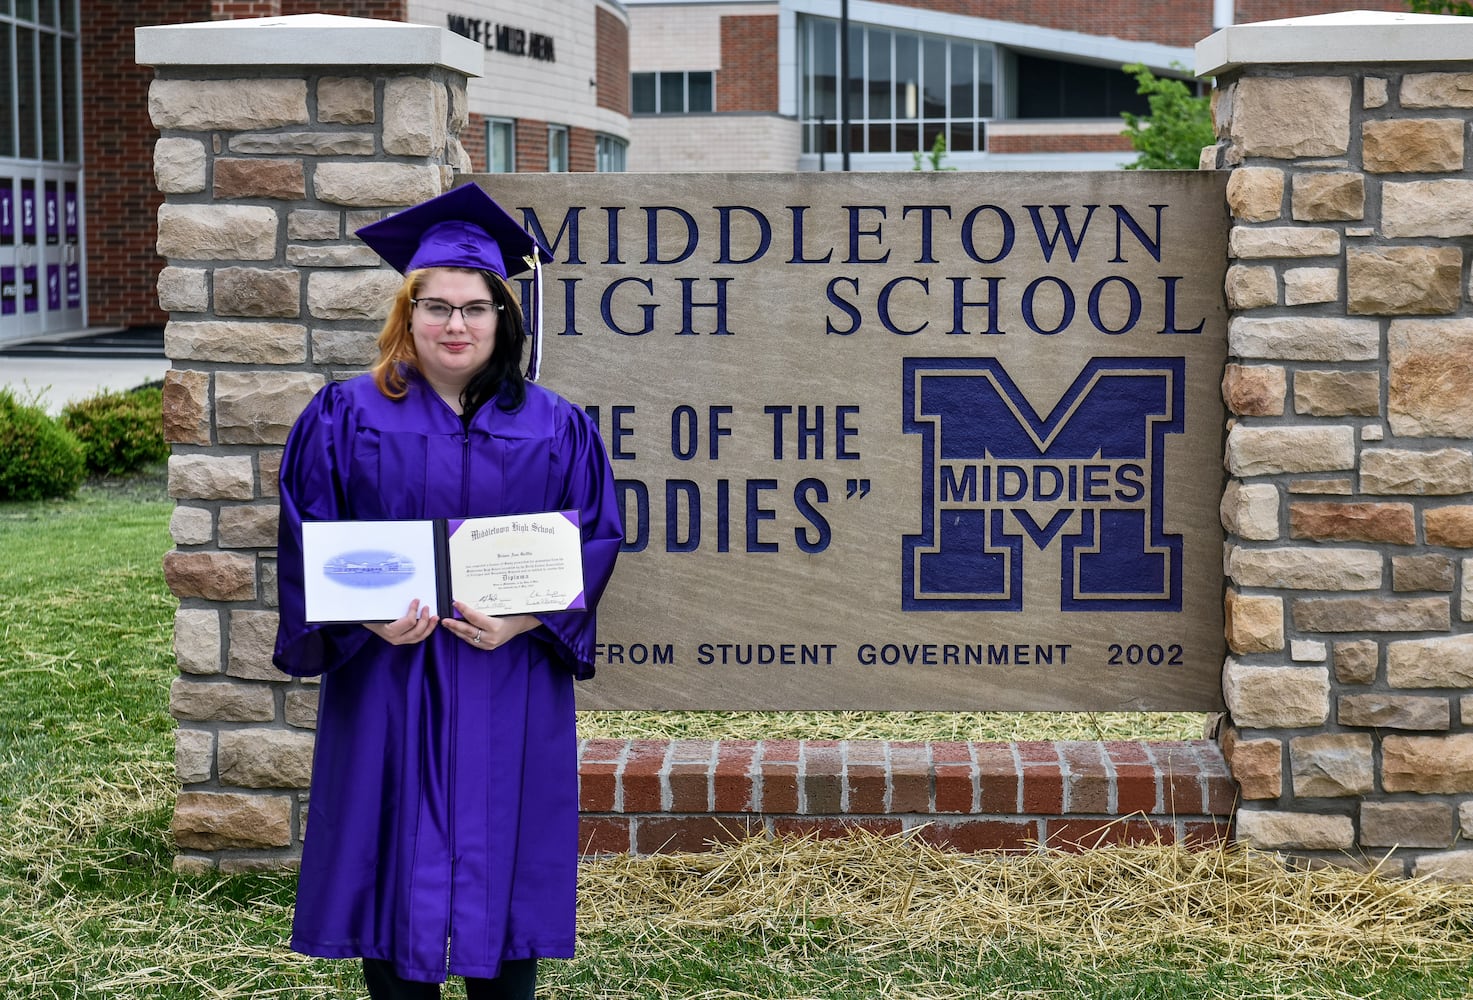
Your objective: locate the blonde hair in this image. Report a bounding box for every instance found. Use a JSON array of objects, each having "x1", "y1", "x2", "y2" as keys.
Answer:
[{"x1": 370, "y1": 271, "x2": 424, "y2": 400}]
